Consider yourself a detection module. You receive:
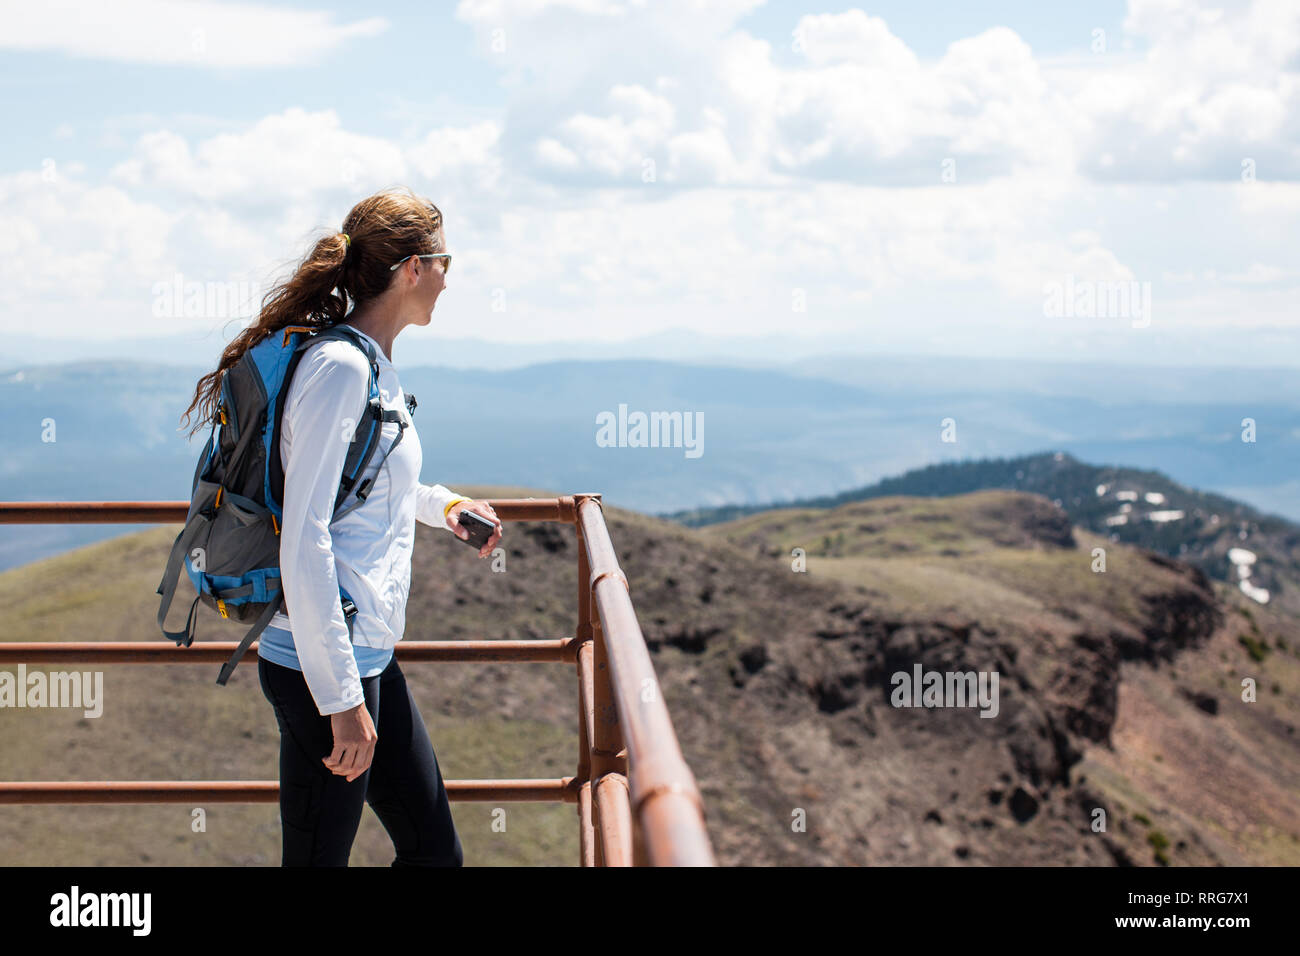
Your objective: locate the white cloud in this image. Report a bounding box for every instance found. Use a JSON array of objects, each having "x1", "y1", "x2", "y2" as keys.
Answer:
[
  {"x1": 0, "y1": 169, "x2": 176, "y2": 316},
  {"x1": 4, "y1": 0, "x2": 1300, "y2": 360},
  {"x1": 0, "y1": 109, "x2": 511, "y2": 339},
  {"x1": 408, "y1": 122, "x2": 503, "y2": 190},
  {"x1": 108, "y1": 109, "x2": 504, "y2": 205},
  {"x1": 465, "y1": 0, "x2": 1300, "y2": 186},
  {"x1": 1222, "y1": 262, "x2": 1297, "y2": 283},
  {"x1": 1072, "y1": 0, "x2": 1300, "y2": 180},
  {"x1": 0, "y1": 0, "x2": 387, "y2": 67},
  {"x1": 536, "y1": 84, "x2": 676, "y2": 178},
  {"x1": 666, "y1": 126, "x2": 746, "y2": 183},
  {"x1": 792, "y1": 10, "x2": 917, "y2": 68}
]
